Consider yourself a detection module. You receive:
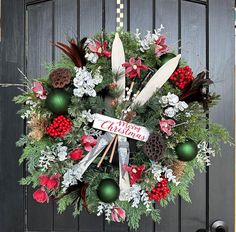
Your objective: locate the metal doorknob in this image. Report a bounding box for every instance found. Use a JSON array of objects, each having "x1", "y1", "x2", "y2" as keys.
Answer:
[{"x1": 211, "y1": 220, "x2": 228, "y2": 232}]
